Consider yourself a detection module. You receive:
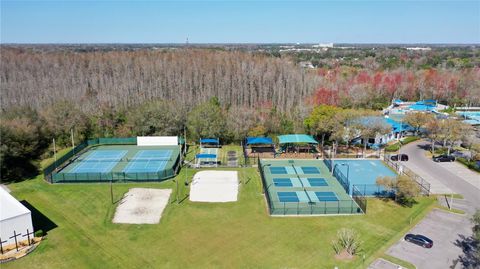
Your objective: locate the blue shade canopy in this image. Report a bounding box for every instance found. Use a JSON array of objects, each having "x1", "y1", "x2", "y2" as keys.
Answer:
[
  {"x1": 277, "y1": 134, "x2": 318, "y2": 144},
  {"x1": 200, "y1": 138, "x2": 219, "y2": 144},
  {"x1": 196, "y1": 154, "x2": 217, "y2": 159},
  {"x1": 246, "y1": 137, "x2": 273, "y2": 145}
]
